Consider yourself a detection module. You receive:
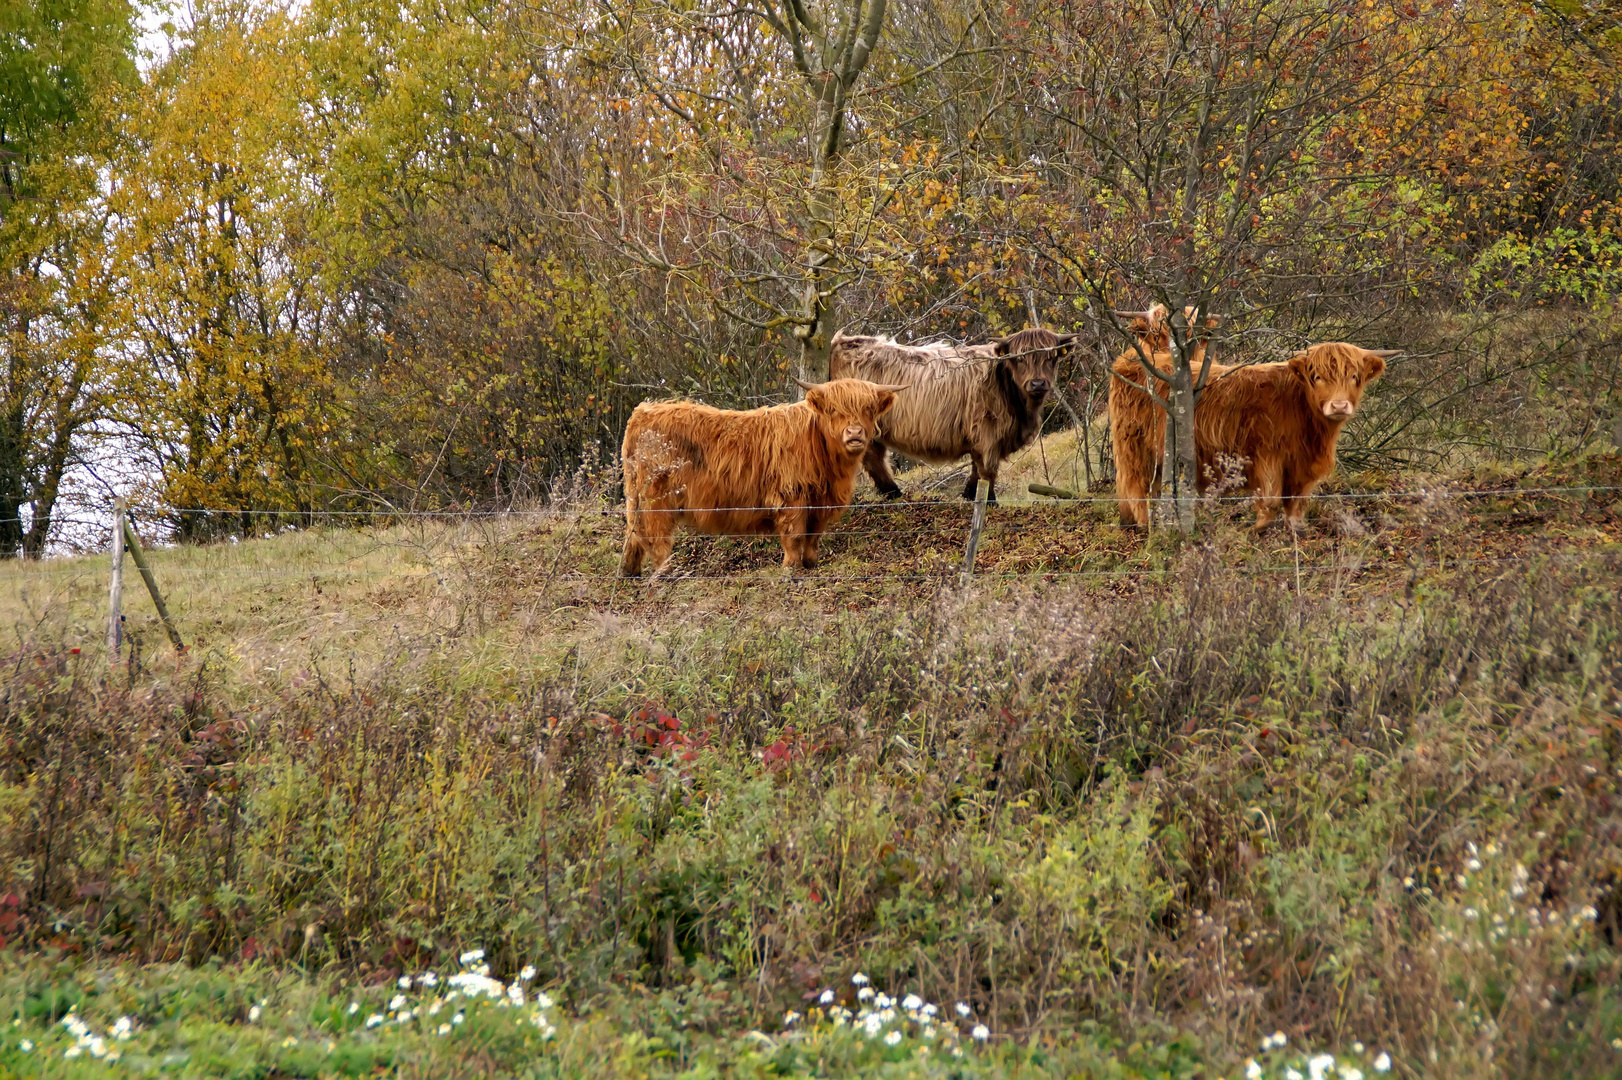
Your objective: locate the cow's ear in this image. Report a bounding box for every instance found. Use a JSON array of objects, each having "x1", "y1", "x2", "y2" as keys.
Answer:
[
  {"x1": 873, "y1": 390, "x2": 898, "y2": 415},
  {"x1": 1362, "y1": 350, "x2": 1395, "y2": 380},
  {"x1": 1054, "y1": 332, "x2": 1080, "y2": 357},
  {"x1": 1287, "y1": 352, "x2": 1311, "y2": 383},
  {"x1": 993, "y1": 336, "x2": 1014, "y2": 357},
  {"x1": 804, "y1": 385, "x2": 830, "y2": 414}
]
